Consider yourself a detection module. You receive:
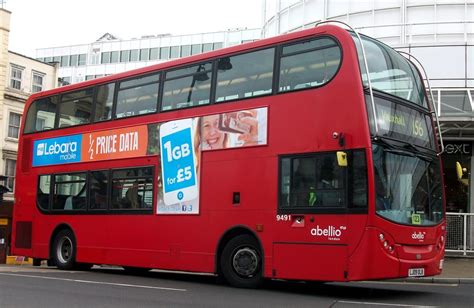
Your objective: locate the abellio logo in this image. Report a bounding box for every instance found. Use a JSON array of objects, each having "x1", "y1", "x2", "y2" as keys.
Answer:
[
  {"x1": 310, "y1": 225, "x2": 346, "y2": 241},
  {"x1": 412, "y1": 231, "x2": 426, "y2": 241},
  {"x1": 33, "y1": 135, "x2": 82, "y2": 166}
]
